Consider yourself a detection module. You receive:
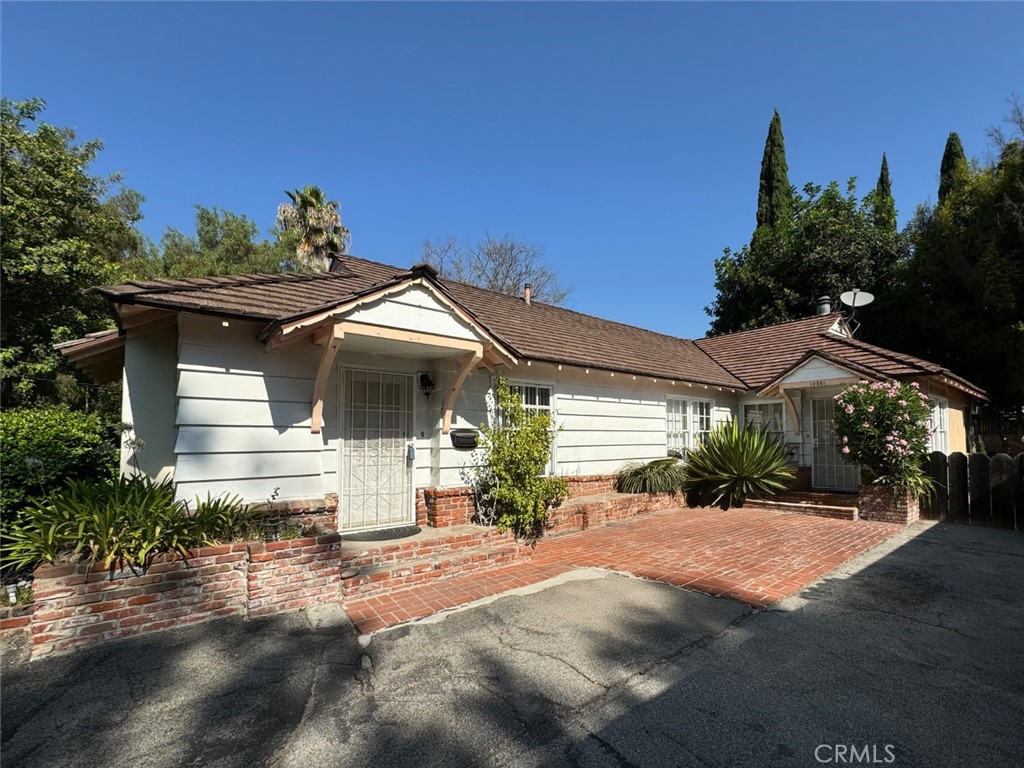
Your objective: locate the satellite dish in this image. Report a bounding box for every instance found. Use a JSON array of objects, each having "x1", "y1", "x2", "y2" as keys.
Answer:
[{"x1": 840, "y1": 289, "x2": 874, "y2": 309}]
